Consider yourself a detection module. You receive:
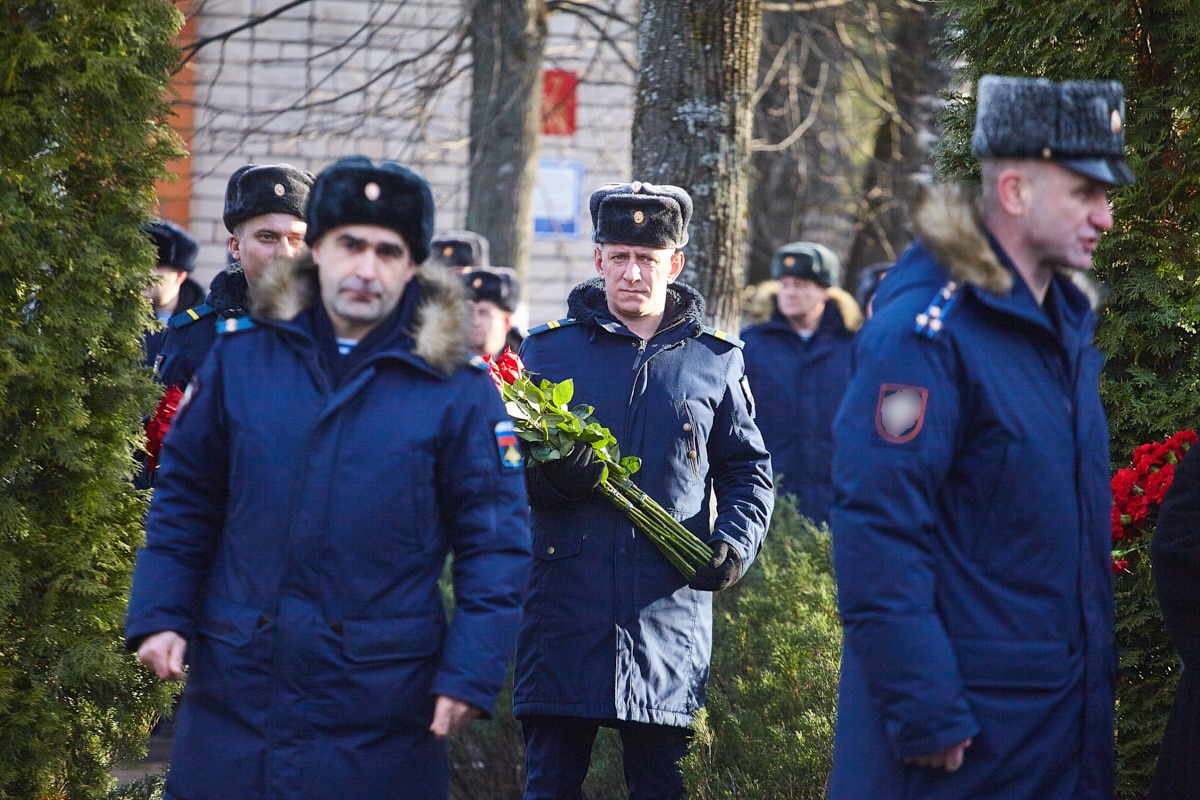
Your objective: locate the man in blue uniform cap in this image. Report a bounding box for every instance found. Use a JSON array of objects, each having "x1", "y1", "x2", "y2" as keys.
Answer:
[
  {"x1": 126, "y1": 155, "x2": 532, "y2": 799},
  {"x1": 829, "y1": 75, "x2": 1134, "y2": 799},
  {"x1": 513, "y1": 180, "x2": 774, "y2": 799}
]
